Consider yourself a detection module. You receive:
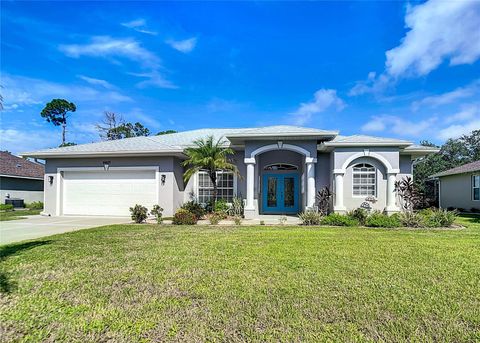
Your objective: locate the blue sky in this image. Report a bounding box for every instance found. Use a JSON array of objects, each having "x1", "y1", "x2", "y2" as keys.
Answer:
[{"x1": 1, "y1": 1, "x2": 479, "y2": 154}]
